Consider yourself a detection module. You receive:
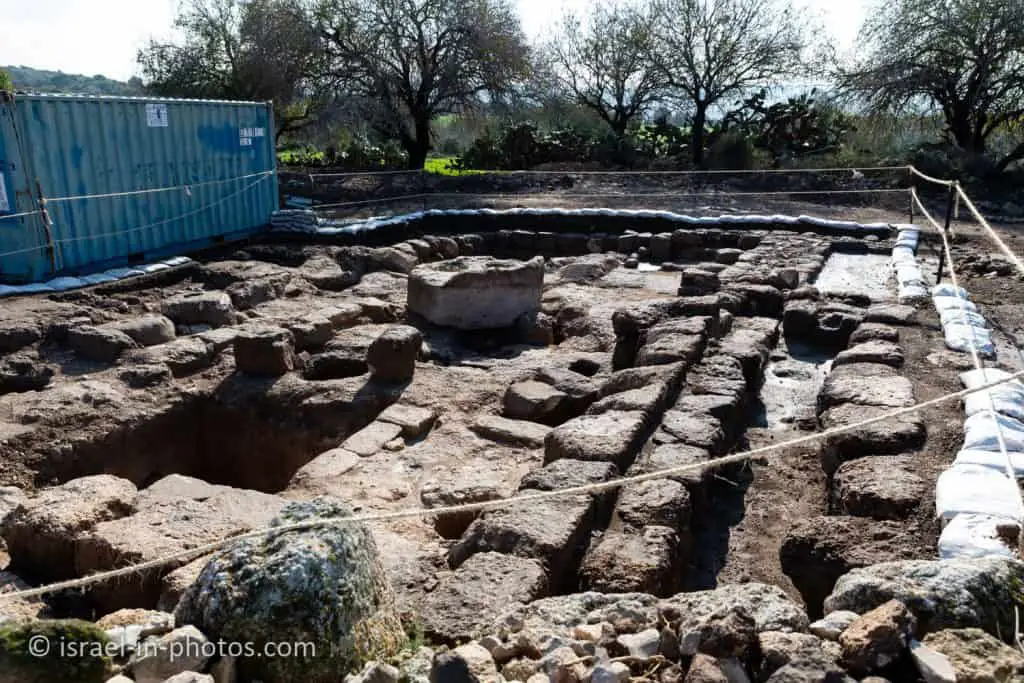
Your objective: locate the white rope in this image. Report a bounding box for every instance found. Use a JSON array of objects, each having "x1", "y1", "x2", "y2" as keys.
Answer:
[
  {"x1": 45, "y1": 170, "x2": 276, "y2": 203},
  {"x1": 0, "y1": 209, "x2": 42, "y2": 221},
  {"x1": 311, "y1": 187, "x2": 909, "y2": 211},
  {"x1": 3, "y1": 368, "x2": 1023, "y2": 604},
  {"x1": 0, "y1": 175, "x2": 272, "y2": 260},
  {"x1": 956, "y1": 185, "x2": 1024, "y2": 279},
  {"x1": 909, "y1": 166, "x2": 956, "y2": 187},
  {"x1": 912, "y1": 188, "x2": 1022, "y2": 497},
  {"x1": 309, "y1": 165, "x2": 909, "y2": 180}
]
